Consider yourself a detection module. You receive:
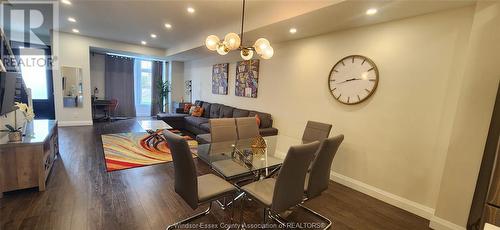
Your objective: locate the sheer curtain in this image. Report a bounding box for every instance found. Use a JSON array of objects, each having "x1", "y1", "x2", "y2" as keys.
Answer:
[{"x1": 133, "y1": 59, "x2": 152, "y2": 117}]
